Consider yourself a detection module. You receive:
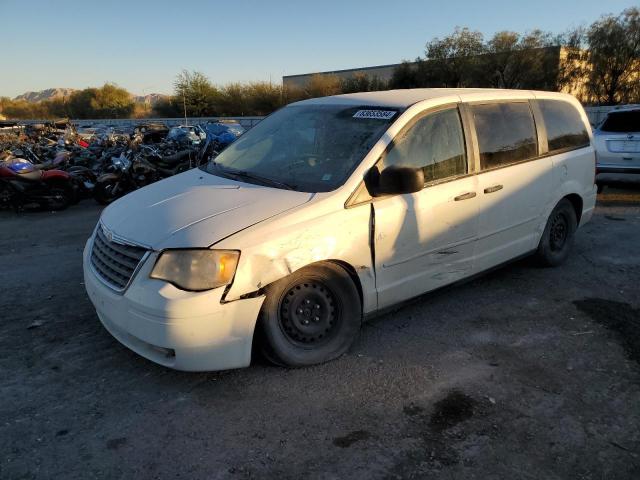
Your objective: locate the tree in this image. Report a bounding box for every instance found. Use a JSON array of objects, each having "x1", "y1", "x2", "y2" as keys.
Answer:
[
  {"x1": 584, "y1": 7, "x2": 640, "y2": 104},
  {"x1": 152, "y1": 97, "x2": 182, "y2": 117},
  {"x1": 245, "y1": 82, "x2": 284, "y2": 115},
  {"x1": 216, "y1": 83, "x2": 248, "y2": 116},
  {"x1": 89, "y1": 83, "x2": 135, "y2": 118},
  {"x1": 64, "y1": 84, "x2": 134, "y2": 119},
  {"x1": 424, "y1": 27, "x2": 486, "y2": 87},
  {"x1": 561, "y1": 7, "x2": 640, "y2": 104},
  {"x1": 305, "y1": 74, "x2": 342, "y2": 98},
  {"x1": 174, "y1": 70, "x2": 219, "y2": 117},
  {"x1": 485, "y1": 30, "x2": 558, "y2": 89}
]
